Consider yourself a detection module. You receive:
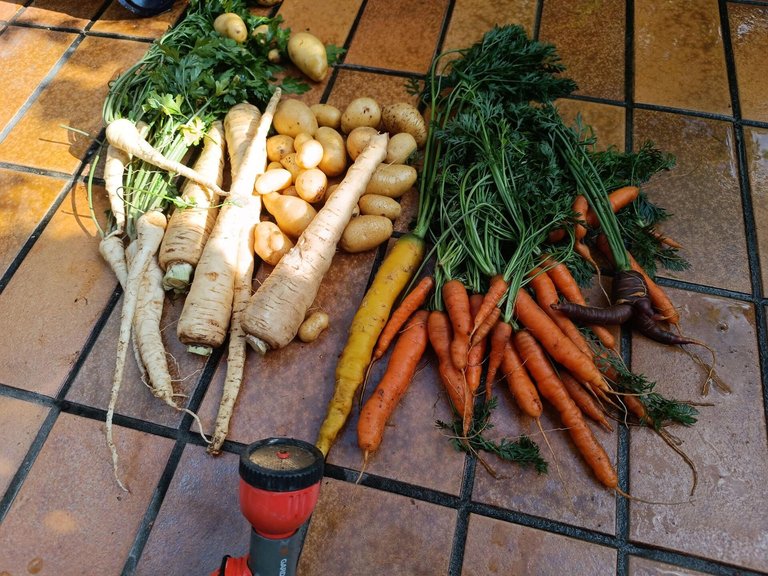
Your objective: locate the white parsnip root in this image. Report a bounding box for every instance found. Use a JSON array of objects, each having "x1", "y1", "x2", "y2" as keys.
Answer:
[
  {"x1": 103, "y1": 144, "x2": 130, "y2": 236},
  {"x1": 106, "y1": 209, "x2": 167, "y2": 491},
  {"x1": 158, "y1": 121, "x2": 227, "y2": 292},
  {"x1": 241, "y1": 132, "x2": 389, "y2": 352},
  {"x1": 105, "y1": 118, "x2": 226, "y2": 198}
]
